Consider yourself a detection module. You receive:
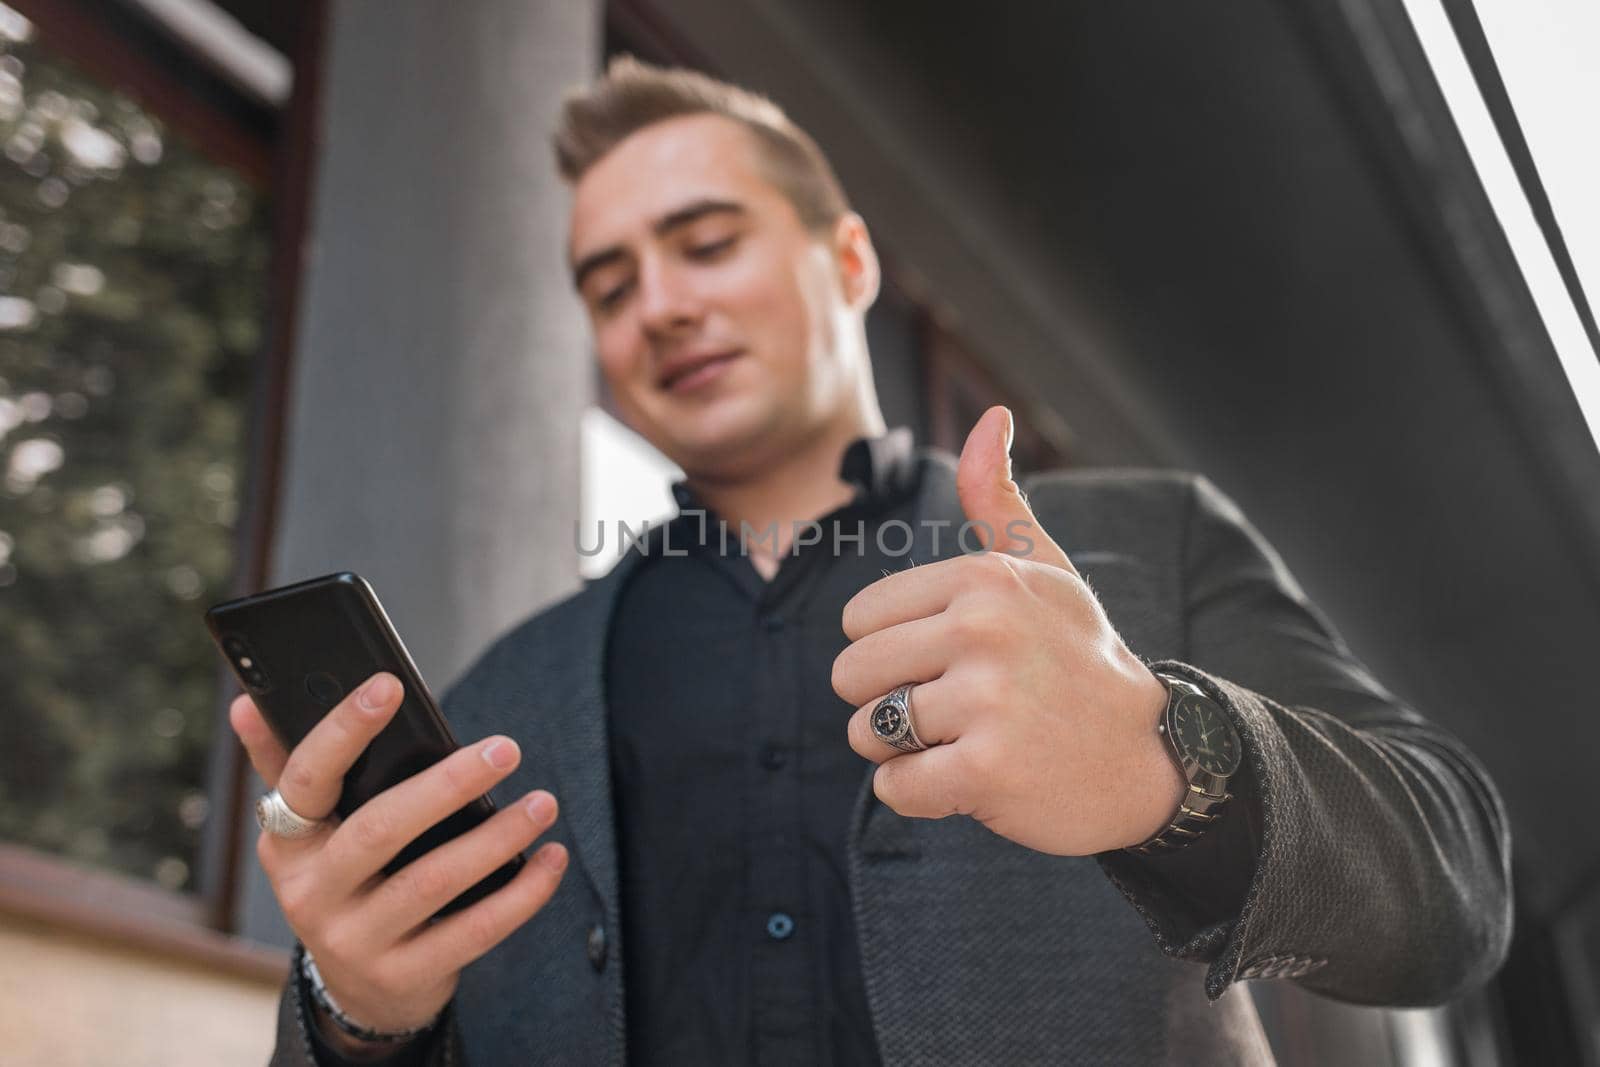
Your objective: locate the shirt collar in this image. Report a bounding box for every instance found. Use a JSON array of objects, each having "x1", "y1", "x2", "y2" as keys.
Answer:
[{"x1": 670, "y1": 426, "x2": 920, "y2": 514}]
